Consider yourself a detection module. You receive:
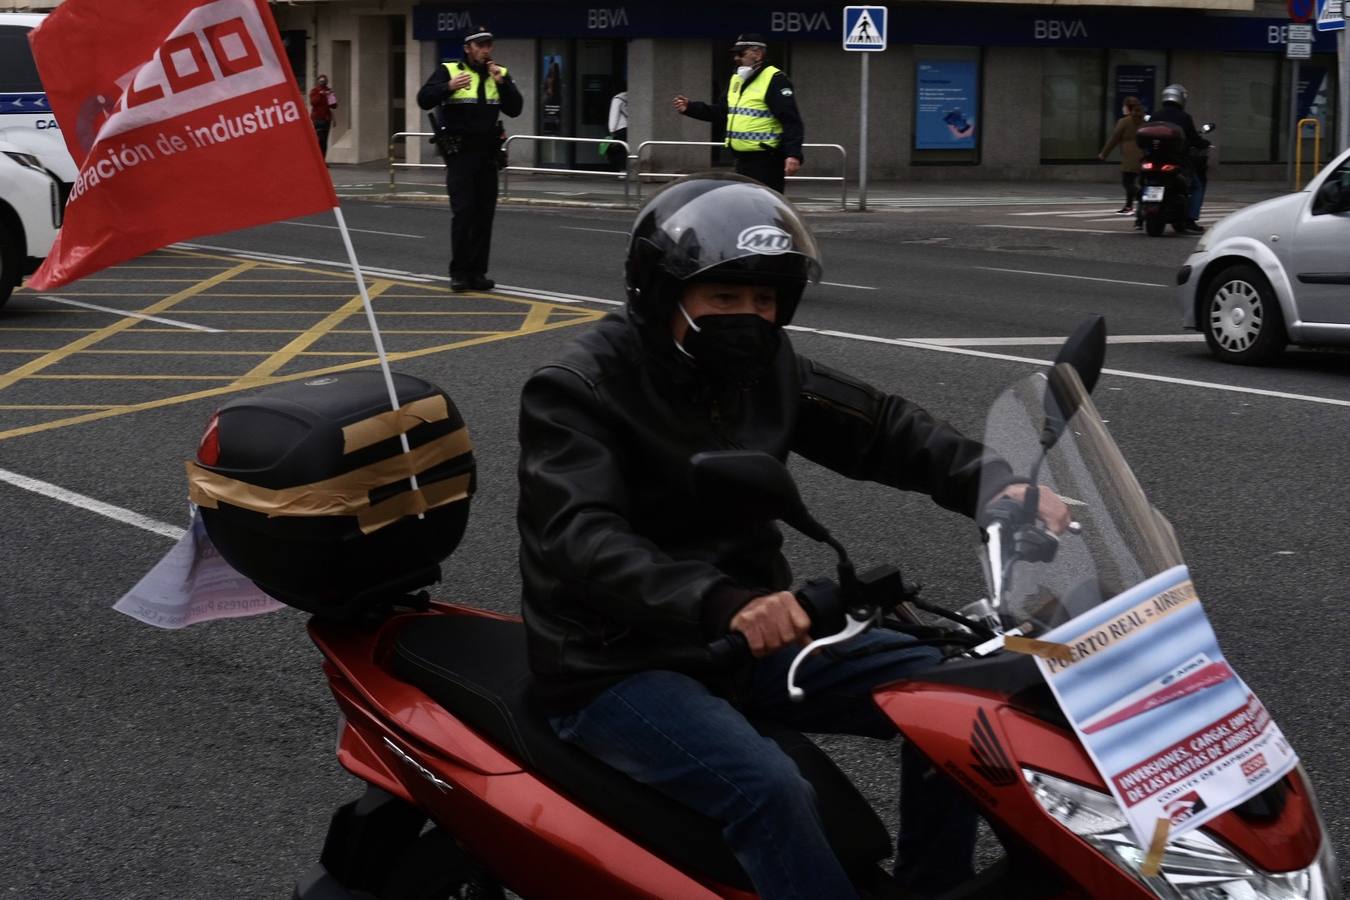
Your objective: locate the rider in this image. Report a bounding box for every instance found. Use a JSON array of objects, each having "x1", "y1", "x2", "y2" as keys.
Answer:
[
  {"x1": 1151, "y1": 83, "x2": 1210, "y2": 235},
  {"x1": 517, "y1": 174, "x2": 1069, "y2": 898}
]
